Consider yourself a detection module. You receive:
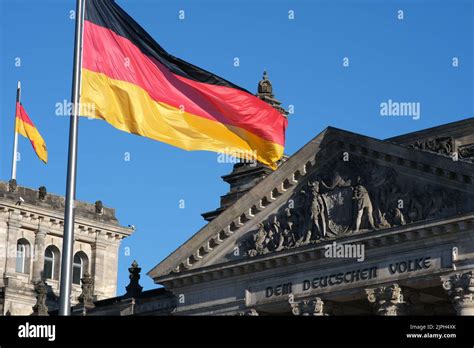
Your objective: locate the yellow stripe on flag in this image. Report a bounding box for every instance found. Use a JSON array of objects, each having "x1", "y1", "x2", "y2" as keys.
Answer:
[
  {"x1": 80, "y1": 69, "x2": 283, "y2": 168},
  {"x1": 16, "y1": 116, "x2": 48, "y2": 164}
]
